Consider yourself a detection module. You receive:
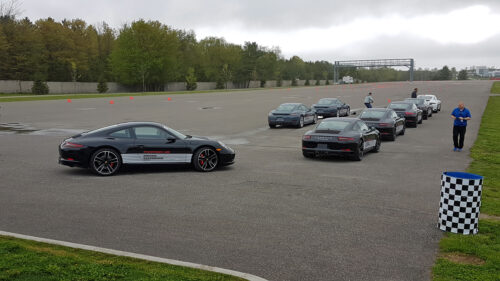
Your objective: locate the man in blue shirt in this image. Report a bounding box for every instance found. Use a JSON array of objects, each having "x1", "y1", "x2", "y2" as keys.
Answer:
[{"x1": 451, "y1": 101, "x2": 471, "y2": 152}]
